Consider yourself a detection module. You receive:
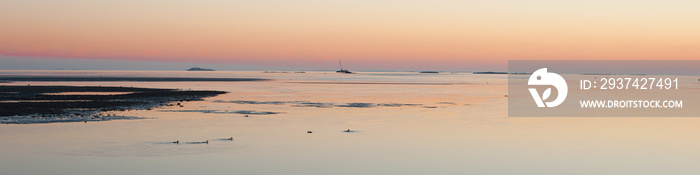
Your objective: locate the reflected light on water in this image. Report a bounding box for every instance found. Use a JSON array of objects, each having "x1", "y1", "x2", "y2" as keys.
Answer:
[{"x1": 1, "y1": 71, "x2": 699, "y2": 175}]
